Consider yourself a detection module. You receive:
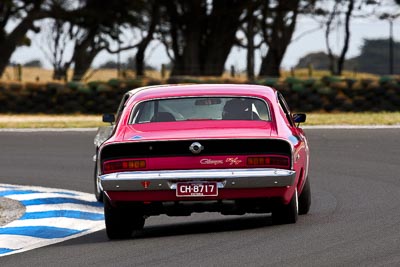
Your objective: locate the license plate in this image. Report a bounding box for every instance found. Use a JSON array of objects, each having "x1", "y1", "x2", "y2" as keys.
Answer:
[{"x1": 176, "y1": 182, "x2": 218, "y2": 197}]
